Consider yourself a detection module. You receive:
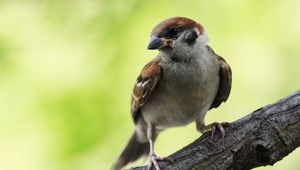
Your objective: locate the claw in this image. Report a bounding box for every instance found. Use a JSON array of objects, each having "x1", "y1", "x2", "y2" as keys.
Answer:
[
  {"x1": 201, "y1": 122, "x2": 230, "y2": 139},
  {"x1": 217, "y1": 123, "x2": 225, "y2": 138},
  {"x1": 148, "y1": 154, "x2": 160, "y2": 170},
  {"x1": 156, "y1": 156, "x2": 174, "y2": 163},
  {"x1": 211, "y1": 125, "x2": 216, "y2": 138},
  {"x1": 147, "y1": 154, "x2": 174, "y2": 170}
]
